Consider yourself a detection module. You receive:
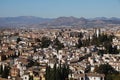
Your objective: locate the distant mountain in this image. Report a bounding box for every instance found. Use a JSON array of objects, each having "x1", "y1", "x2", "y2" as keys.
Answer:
[
  {"x1": 91, "y1": 17, "x2": 108, "y2": 20},
  {"x1": 0, "y1": 16, "x2": 53, "y2": 23},
  {"x1": 90, "y1": 17, "x2": 120, "y2": 21},
  {"x1": 38, "y1": 16, "x2": 120, "y2": 28},
  {"x1": 109, "y1": 17, "x2": 120, "y2": 20},
  {"x1": 0, "y1": 16, "x2": 53, "y2": 28},
  {"x1": 0, "y1": 16, "x2": 120, "y2": 28},
  {"x1": 38, "y1": 16, "x2": 88, "y2": 27}
]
